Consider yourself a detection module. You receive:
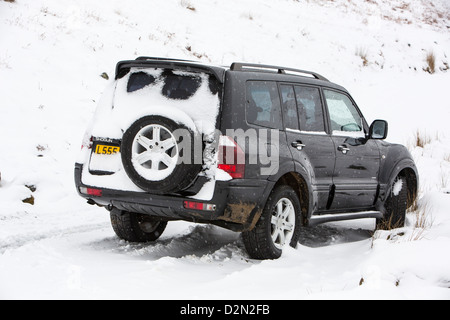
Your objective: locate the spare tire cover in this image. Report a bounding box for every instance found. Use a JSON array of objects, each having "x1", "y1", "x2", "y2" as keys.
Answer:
[{"x1": 121, "y1": 115, "x2": 202, "y2": 194}]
